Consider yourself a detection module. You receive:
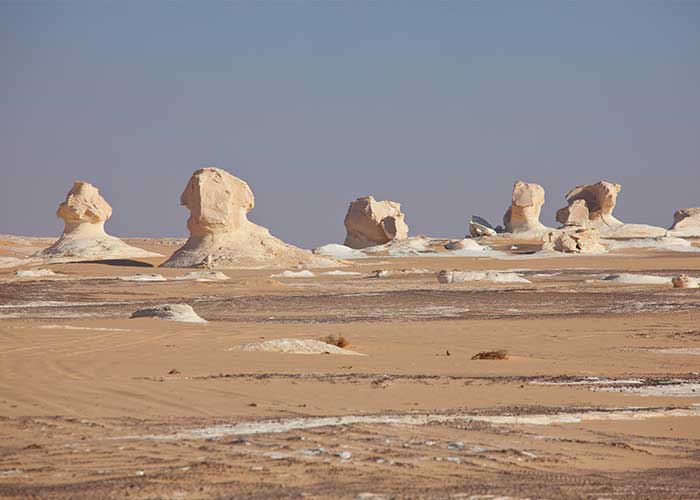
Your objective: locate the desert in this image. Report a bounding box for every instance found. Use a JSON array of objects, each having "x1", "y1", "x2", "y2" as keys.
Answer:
[{"x1": 1, "y1": 169, "x2": 700, "y2": 499}]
